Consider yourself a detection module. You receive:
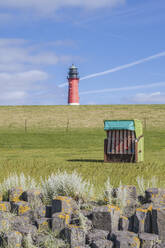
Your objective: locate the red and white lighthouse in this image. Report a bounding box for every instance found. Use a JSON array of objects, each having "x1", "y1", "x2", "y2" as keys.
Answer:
[{"x1": 68, "y1": 64, "x2": 80, "y2": 105}]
